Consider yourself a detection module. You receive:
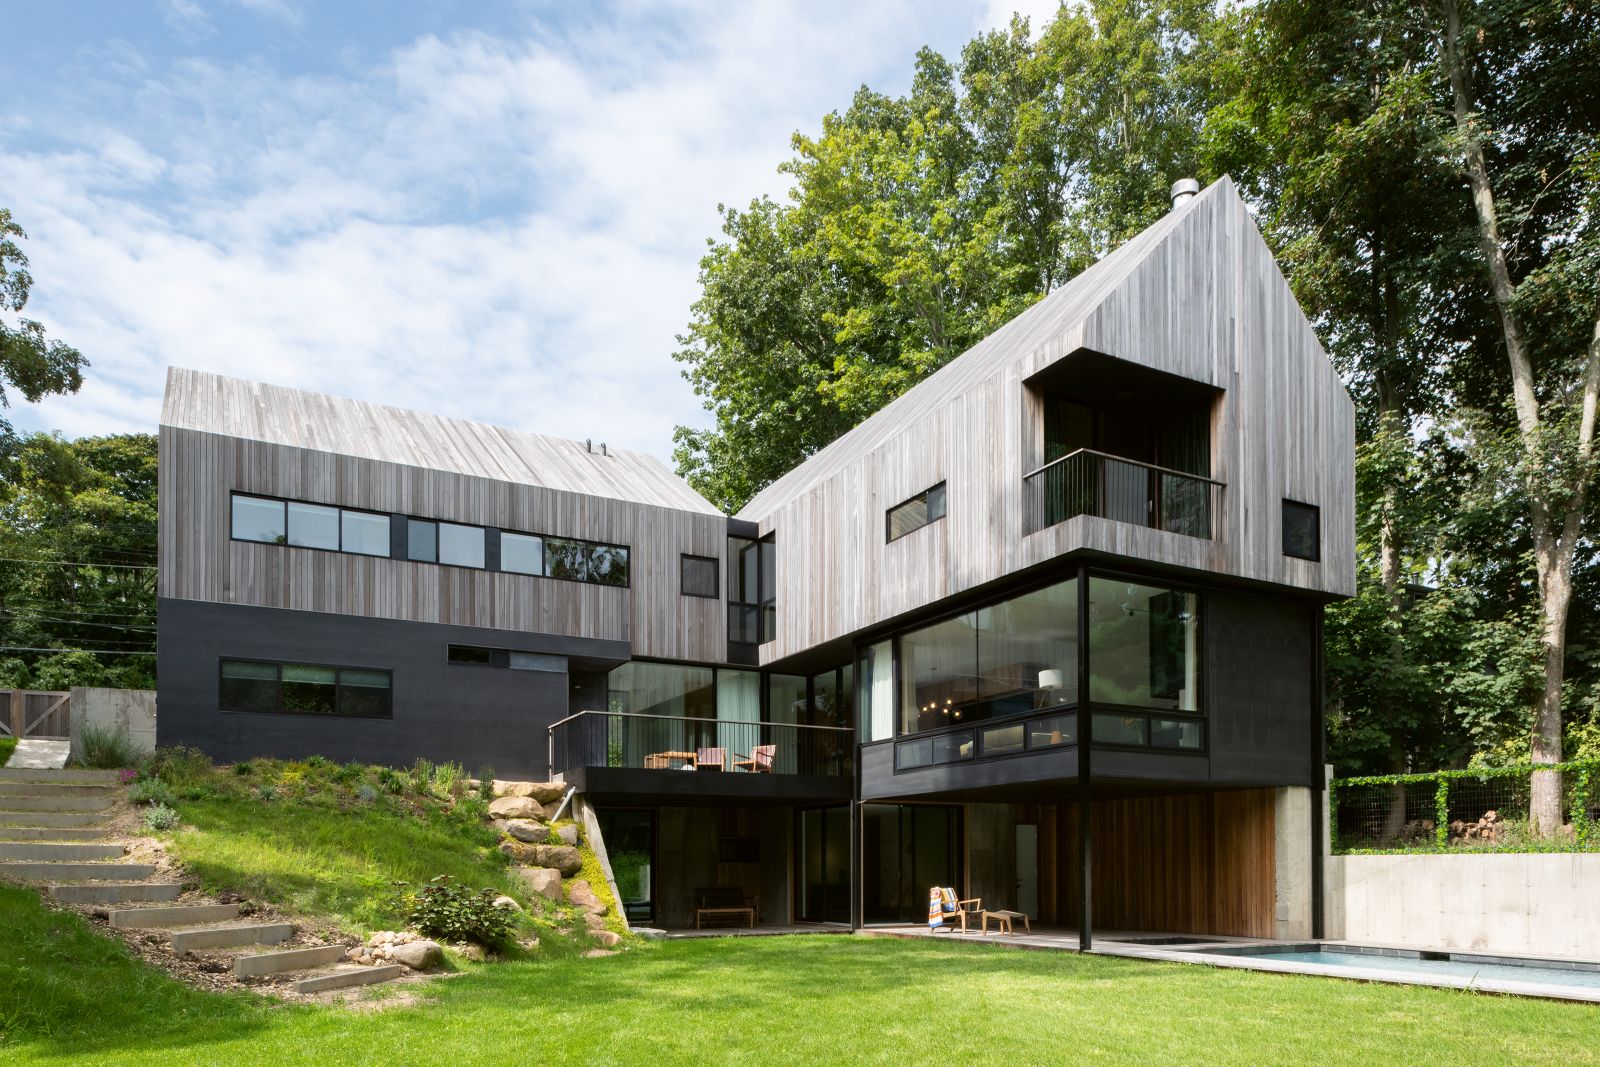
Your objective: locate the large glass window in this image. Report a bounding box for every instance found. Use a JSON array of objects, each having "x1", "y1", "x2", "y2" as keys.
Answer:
[
  {"x1": 859, "y1": 640, "x2": 894, "y2": 742},
  {"x1": 1088, "y1": 577, "x2": 1200, "y2": 712},
  {"x1": 231, "y1": 495, "x2": 286, "y2": 544},
  {"x1": 597, "y1": 809, "x2": 655, "y2": 924},
  {"x1": 219, "y1": 659, "x2": 277, "y2": 711},
  {"x1": 438, "y1": 522, "x2": 486, "y2": 568},
  {"x1": 282, "y1": 664, "x2": 338, "y2": 714},
  {"x1": 606, "y1": 661, "x2": 716, "y2": 763},
  {"x1": 218, "y1": 659, "x2": 391, "y2": 719},
  {"x1": 287, "y1": 502, "x2": 340, "y2": 550},
  {"x1": 501, "y1": 532, "x2": 543, "y2": 575},
  {"x1": 861, "y1": 804, "x2": 963, "y2": 924},
  {"x1": 341, "y1": 510, "x2": 391, "y2": 556}
]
